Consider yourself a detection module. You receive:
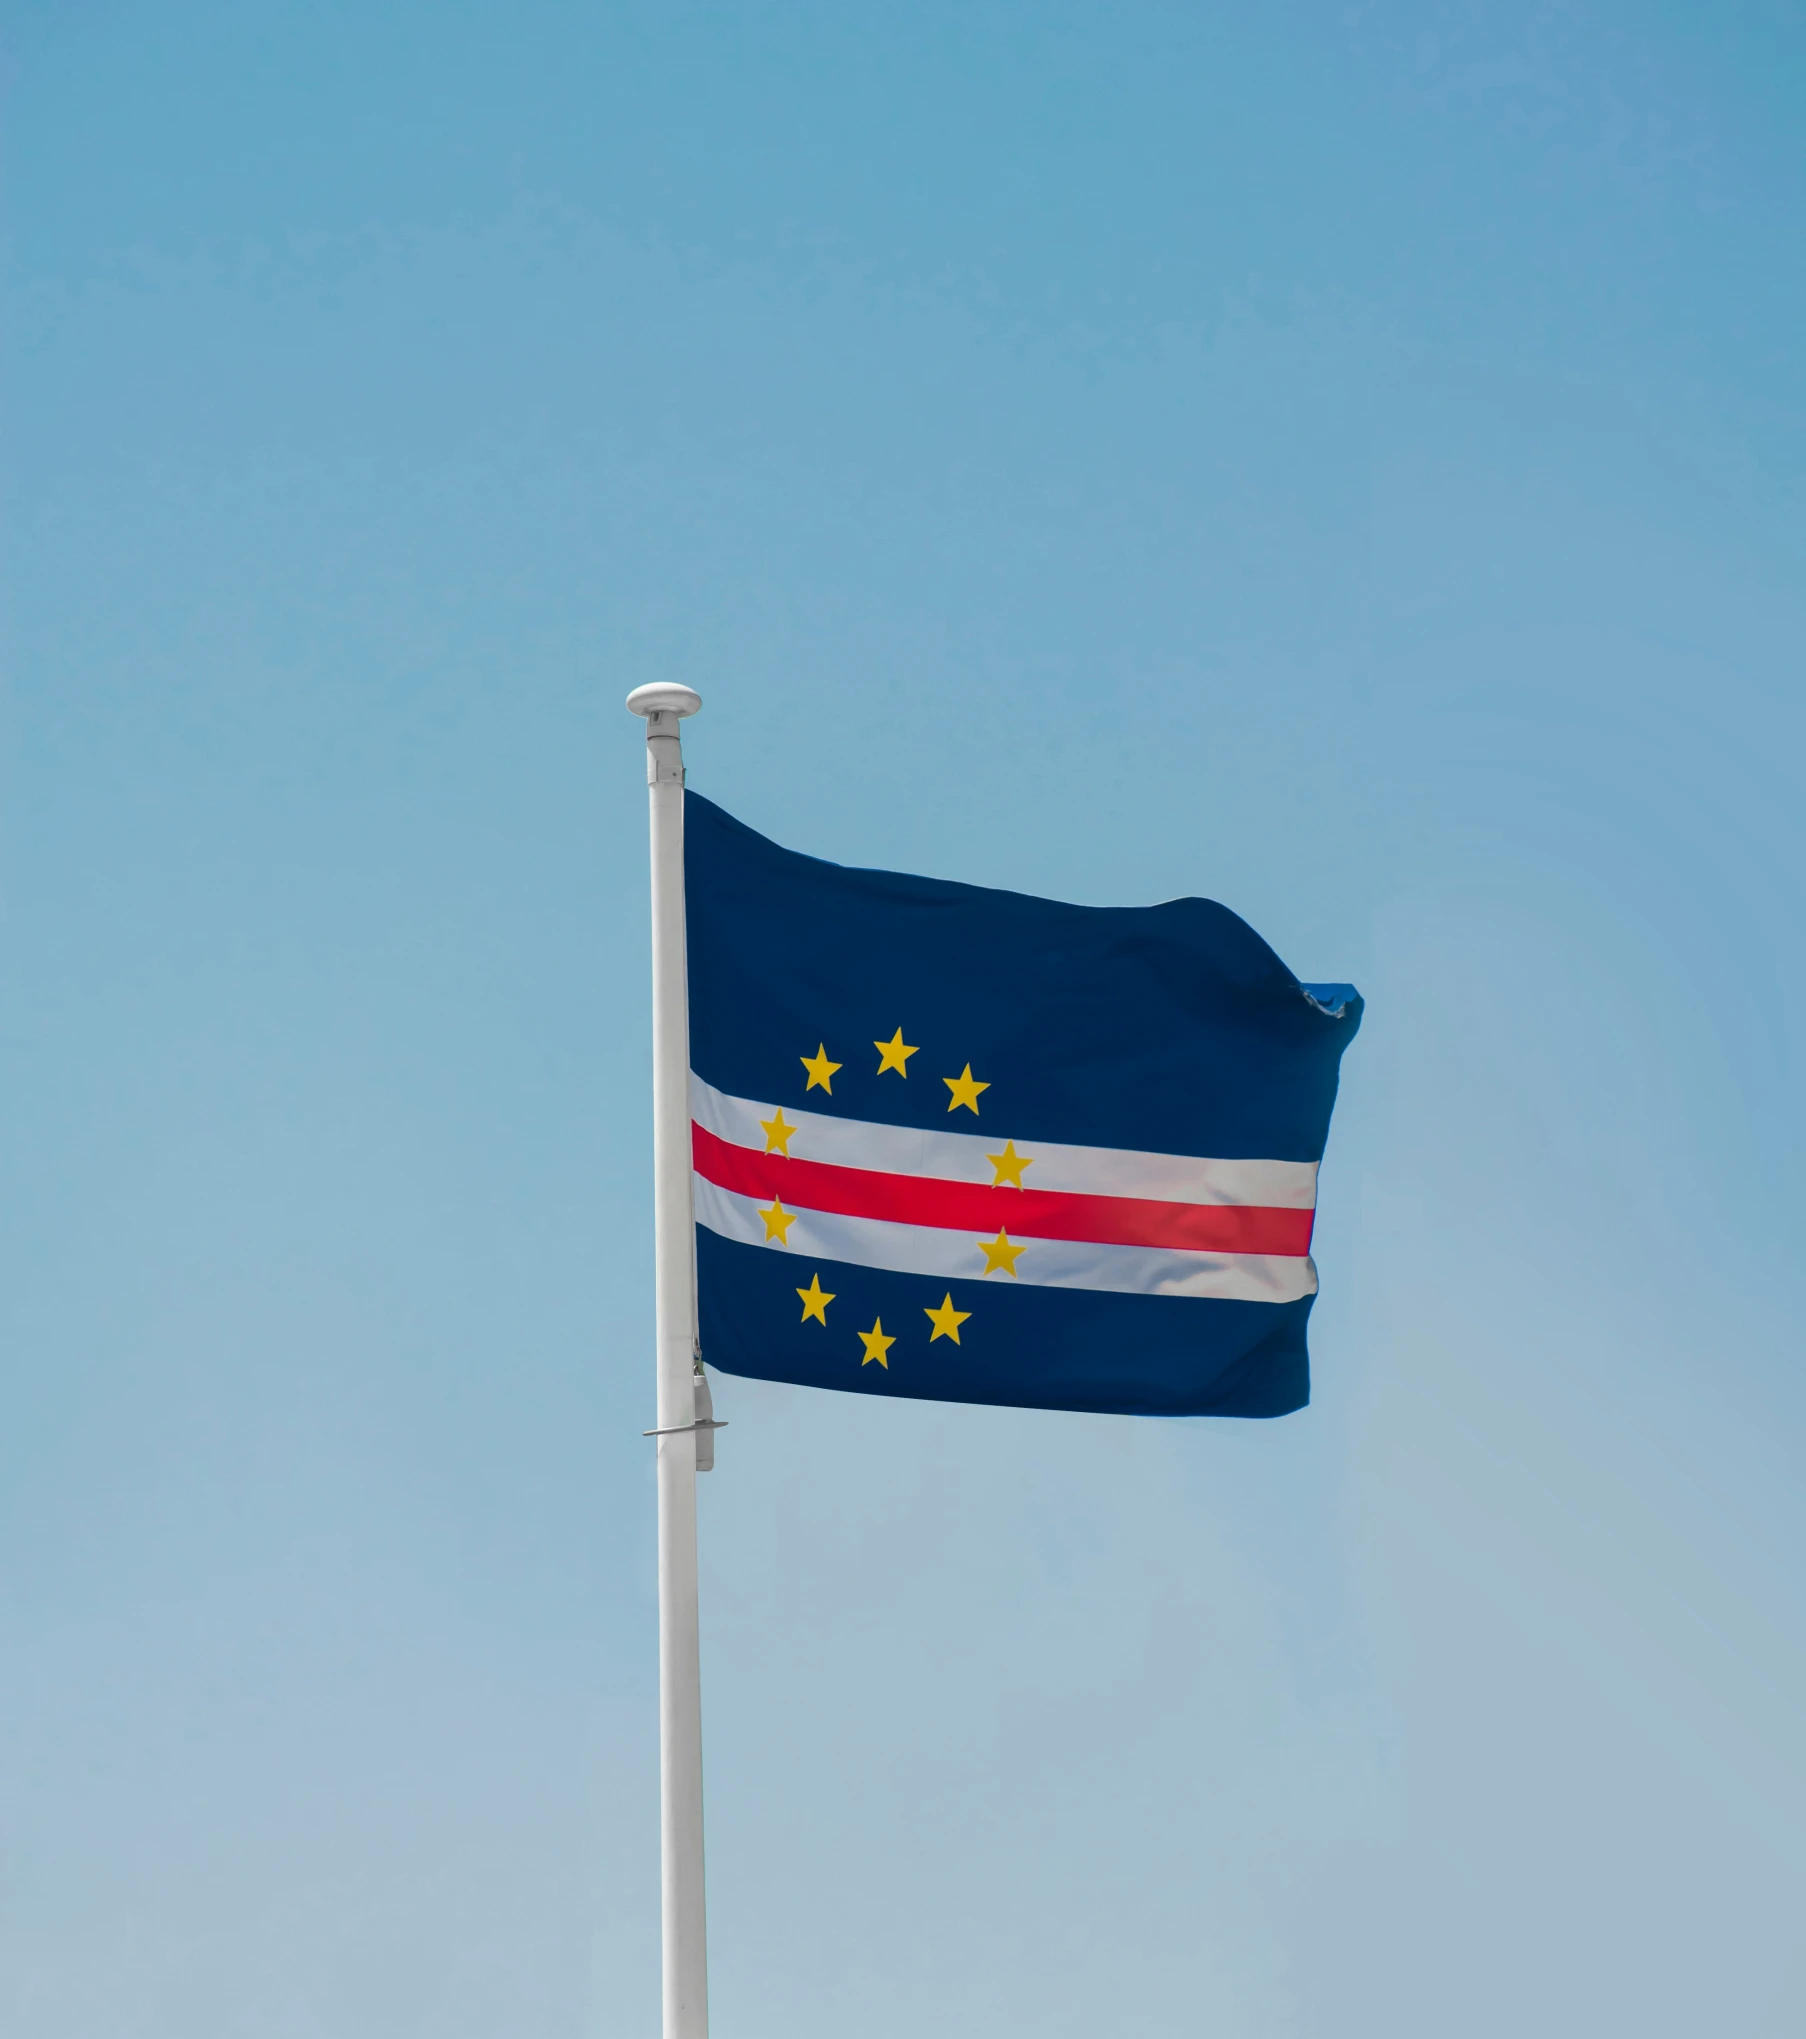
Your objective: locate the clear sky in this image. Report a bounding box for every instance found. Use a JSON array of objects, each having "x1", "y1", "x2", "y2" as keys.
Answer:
[{"x1": 5, "y1": 4, "x2": 1804, "y2": 2034}]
